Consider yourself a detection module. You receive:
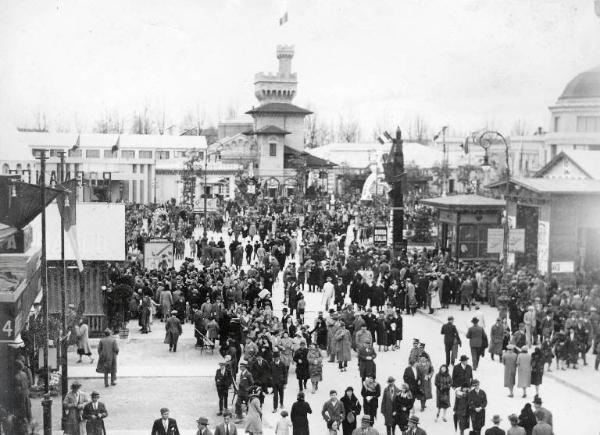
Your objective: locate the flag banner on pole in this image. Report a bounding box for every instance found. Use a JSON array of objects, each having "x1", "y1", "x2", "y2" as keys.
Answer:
[
  {"x1": 111, "y1": 135, "x2": 120, "y2": 153},
  {"x1": 57, "y1": 179, "x2": 83, "y2": 271},
  {"x1": 279, "y1": 11, "x2": 288, "y2": 25},
  {"x1": 433, "y1": 133, "x2": 440, "y2": 141}
]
